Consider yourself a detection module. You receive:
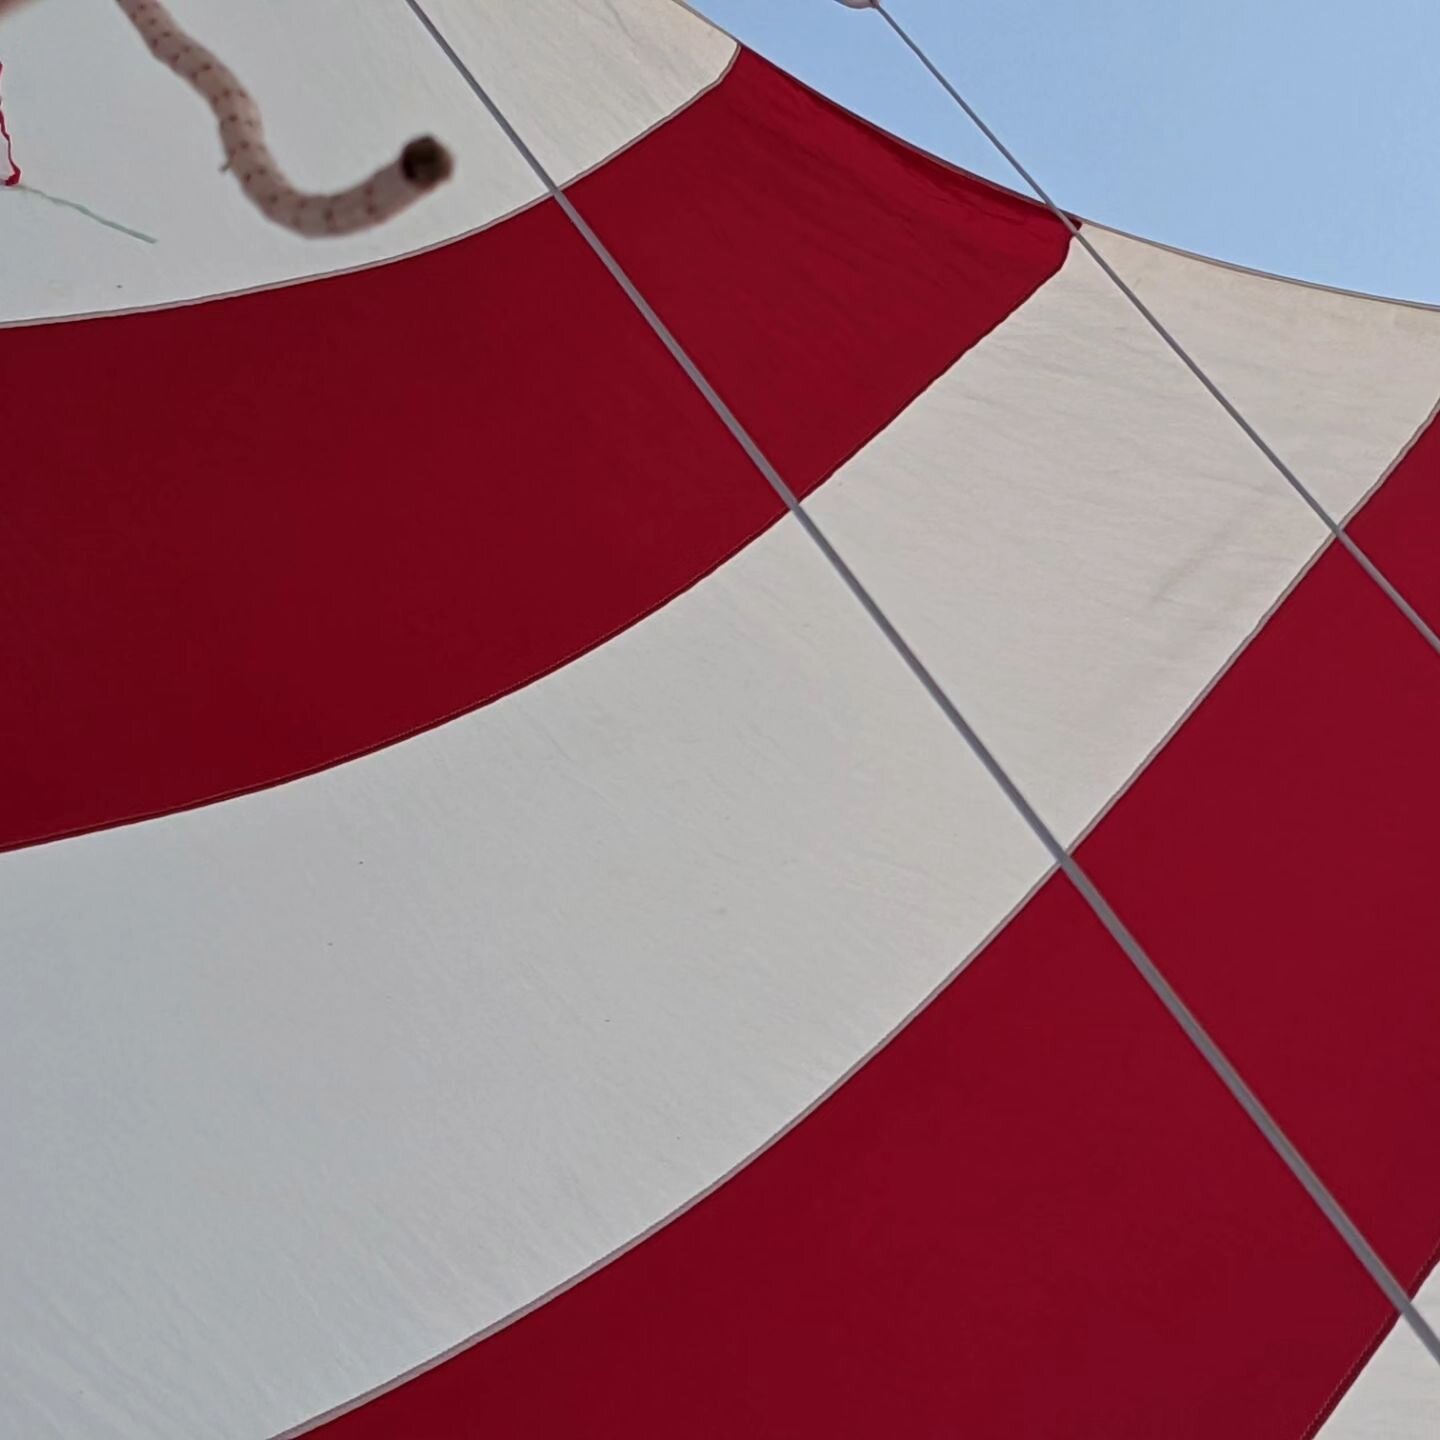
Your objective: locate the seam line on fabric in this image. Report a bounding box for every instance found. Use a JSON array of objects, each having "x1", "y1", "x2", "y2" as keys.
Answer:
[
  {"x1": 269, "y1": 856, "x2": 1056, "y2": 1439},
  {"x1": 402, "y1": 0, "x2": 1440, "y2": 1372}
]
